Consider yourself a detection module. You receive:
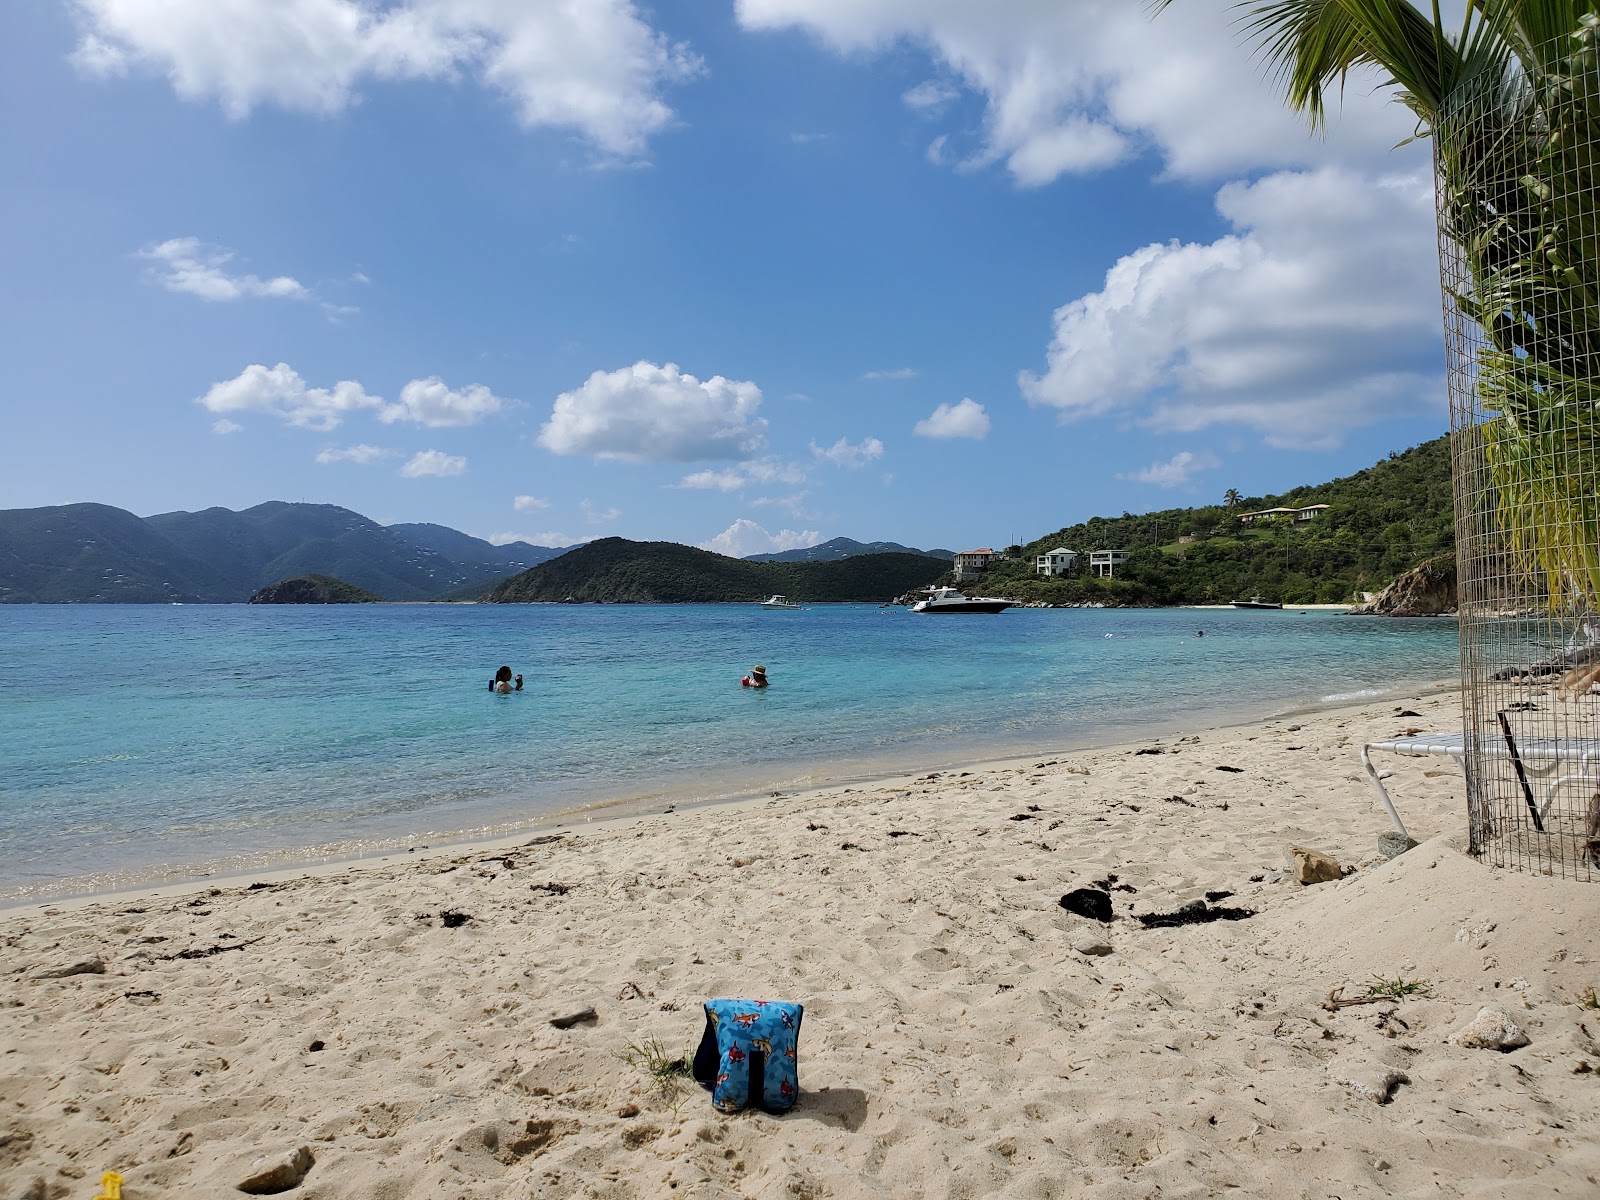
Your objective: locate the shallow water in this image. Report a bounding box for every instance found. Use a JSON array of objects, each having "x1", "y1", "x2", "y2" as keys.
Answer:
[{"x1": 0, "y1": 603, "x2": 1459, "y2": 899}]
